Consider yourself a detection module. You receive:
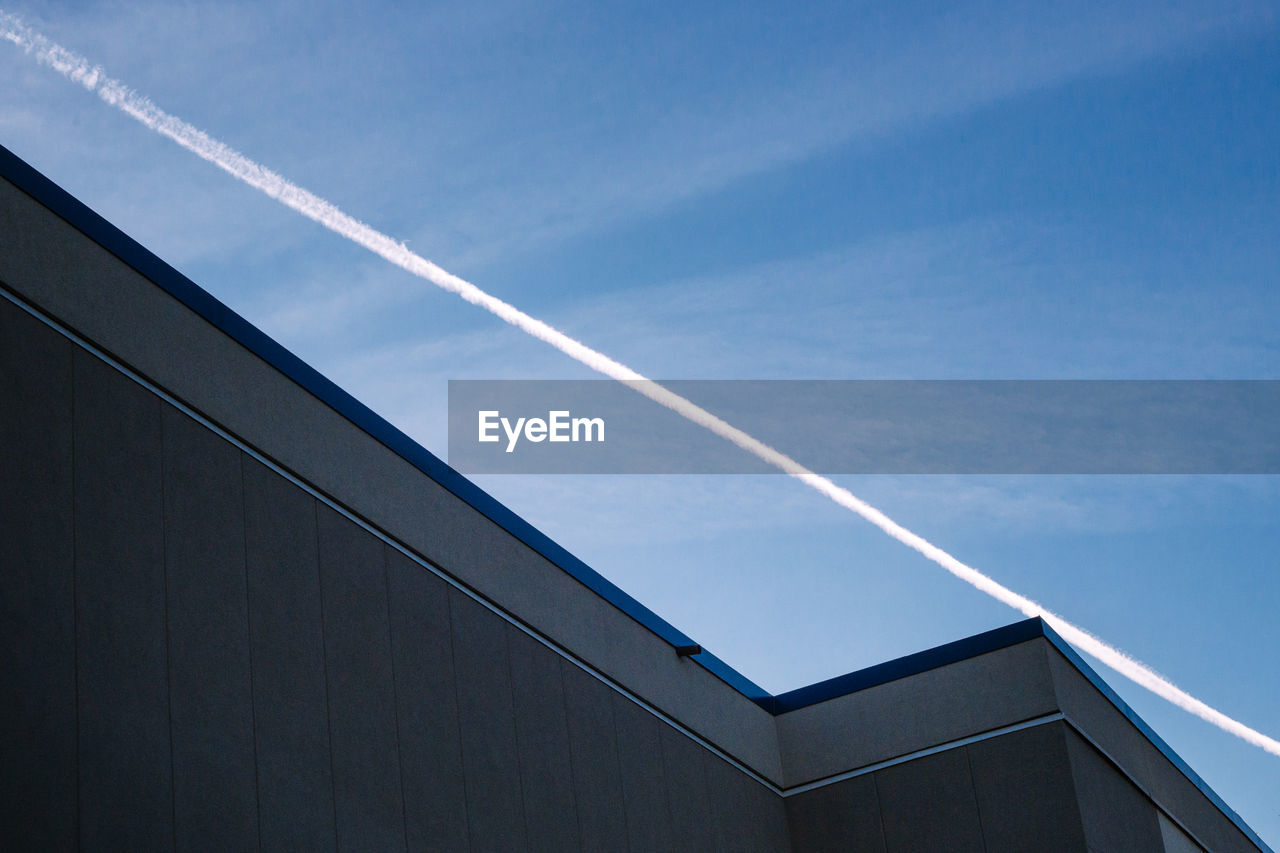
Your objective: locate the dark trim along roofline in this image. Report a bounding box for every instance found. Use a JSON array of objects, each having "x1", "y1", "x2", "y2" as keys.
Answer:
[{"x1": 0, "y1": 143, "x2": 1266, "y2": 851}]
